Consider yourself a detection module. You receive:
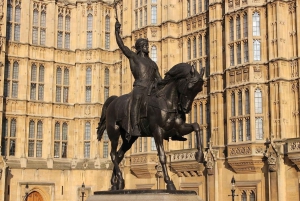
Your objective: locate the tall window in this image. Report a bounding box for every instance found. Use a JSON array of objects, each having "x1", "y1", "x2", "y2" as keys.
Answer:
[
  {"x1": 206, "y1": 104, "x2": 210, "y2": 146},
  {"x1": 105, "y1": 15, "x2": 110, "y2": 49},
  {"x1": 151, "y1": 138, "x2": 156, "y2": 150},
  {"x1": 84, "y1": 122, "x2": 91, "y2": 158},
  {"x1": 143, "y1": 137, "x2": 147, "y2": 152},
  {"x1": 231, "y1": 93, "x2": 235, "y2": 116},
  {"x1": 254, "y1": 89, "x2": 262, "y2": 113},
  {"x1": 232, "y1": 121, "x2": 236, "y2": 142},
  {"x1": 40, "y1": 11, "x2": 46, "y2": 45},
  {"x1": 237, "y1": 43, "x2": 241, "y2": 64},
  {"x1": 54, "y1": 122, "x2": 68, "y2": 158},
  {"x1": 56, "y1": 67, "x2": 69, "y2": 103},
  {"x1": 253, "y1": 40, "x2": 261, "y2": 61},
  {"x1": 238, "y1": 120, "x2": 243, "y2": 141},
  {"x1": 230, "y1": 46, "x2": 234, "y2": 66},
  {"x1": 104, "y1": 68, "x2": 109, "y2": 101},
  {"x1": 250, "y1": 191, "x2": 255, "y2": 201},
  {"x1": 238, "y1": 91, "x2": 242, "y2": 115},
  {"x1": 151, "y1": 46, "x2": 157, "y2": 63},
  {"x1": 187, "y1": 0, "x2": 191, "y2": 17},
  {"x1": 30, "y1": 64, "x2": 45, "y2": 100},
  {"x1": 198, "y1": 0, "x2": 202, "y2": 12},
  {"x1": 187, "y1": 39, "x2": 191, "y2": 60},
  {"x1": 144, "y1": 8, "x2": 147, "y2": 25},
  {"x1": 246, "y1": 119, "x2": 250, "y2": 141},
  {"x1": 243, "y1": 13, "x2": 248, "y2": 37},
  {"x1": 244, "y1": 41, "x2": 249, "y2": 62},
  {"x1": 252, "y1": 12, "x2": 260, "y2": 36},
  {"x1": 57, "y1": 11, "x2": 71, "y2": 49},
  {"x1": 199, "y1": 35, "x2": 203, "y2": 56},
  {"x1": 28, "y1": 120, "x2": 43, "y2": 157},
  {"x1": 103, "y1": 131, "x2": 109, "y2": 158},
  {"x1": 245, "y1": 90, "x2": 249, "y2": 114},
  {"x1": 86, "y1": 67, "x2": 92, "y2": 102},
  {"x1": 255, "y1": 118, "x2": 263, "y2": 140},
  {"x1": 193, "y1": 38, "x2": 197, "y2": 58},
  {"x1": 87, "y1": 13, "x2": 93, "y2": 48},
  {"x1": 32, "y1": 5, "x2": 46, "y2": 45},
  {"x1": 139, "y1": 138, "x2": 142, "y2": 152},
  {"x1": 7, "y1": 1, "x2": 21, "y2": 41},
  {"x1": 139, "y1": 9, "x2": 143, "y2": 27},
  {"x1": 193, "y1": 105, "x2": 197, "y2": 123},
  {"x1": 151, "y1": 6, "x2": 157, "y2": 24},
  {"x1": 135, "y1": 11, "x2": 138, "y2": 29},
  {"x1": 199, "y1": 104, "x2": 203, "y2": 124},
  {"x1": 236, "y1": 15, "x2": 241, "y2": 39},
  {"x1": 241, "y1": 192, "x2": 247, "y2": 201},
  {"x1": 193, "y1": 0, "x2": 196, "y2": 14},
  {"x1": 1, "y1": 118, "x2": 17, "y2": 156},
  {"x1": 4, "y1": 61, "x2": 19, "y2": 98},
  {"x1": 230, "y1": 18, "x2": 234, "y2": 41}
]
